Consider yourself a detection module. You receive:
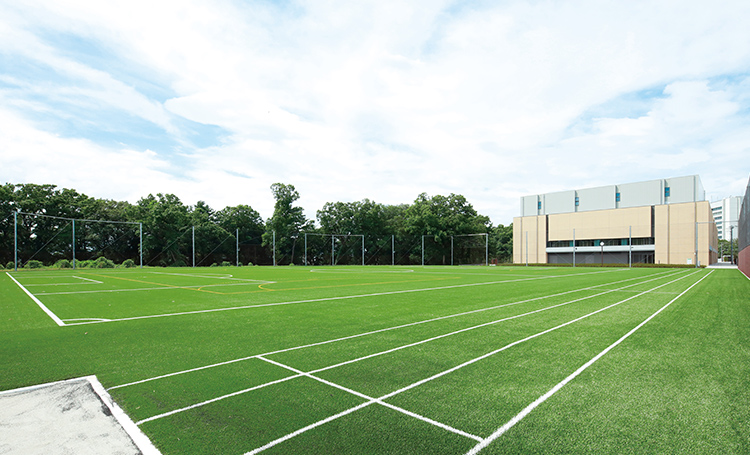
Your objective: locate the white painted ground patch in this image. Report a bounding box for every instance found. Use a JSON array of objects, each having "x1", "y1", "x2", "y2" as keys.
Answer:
[{"x1": 0, "y1": 376, "x2": 160, "y2": 455}]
